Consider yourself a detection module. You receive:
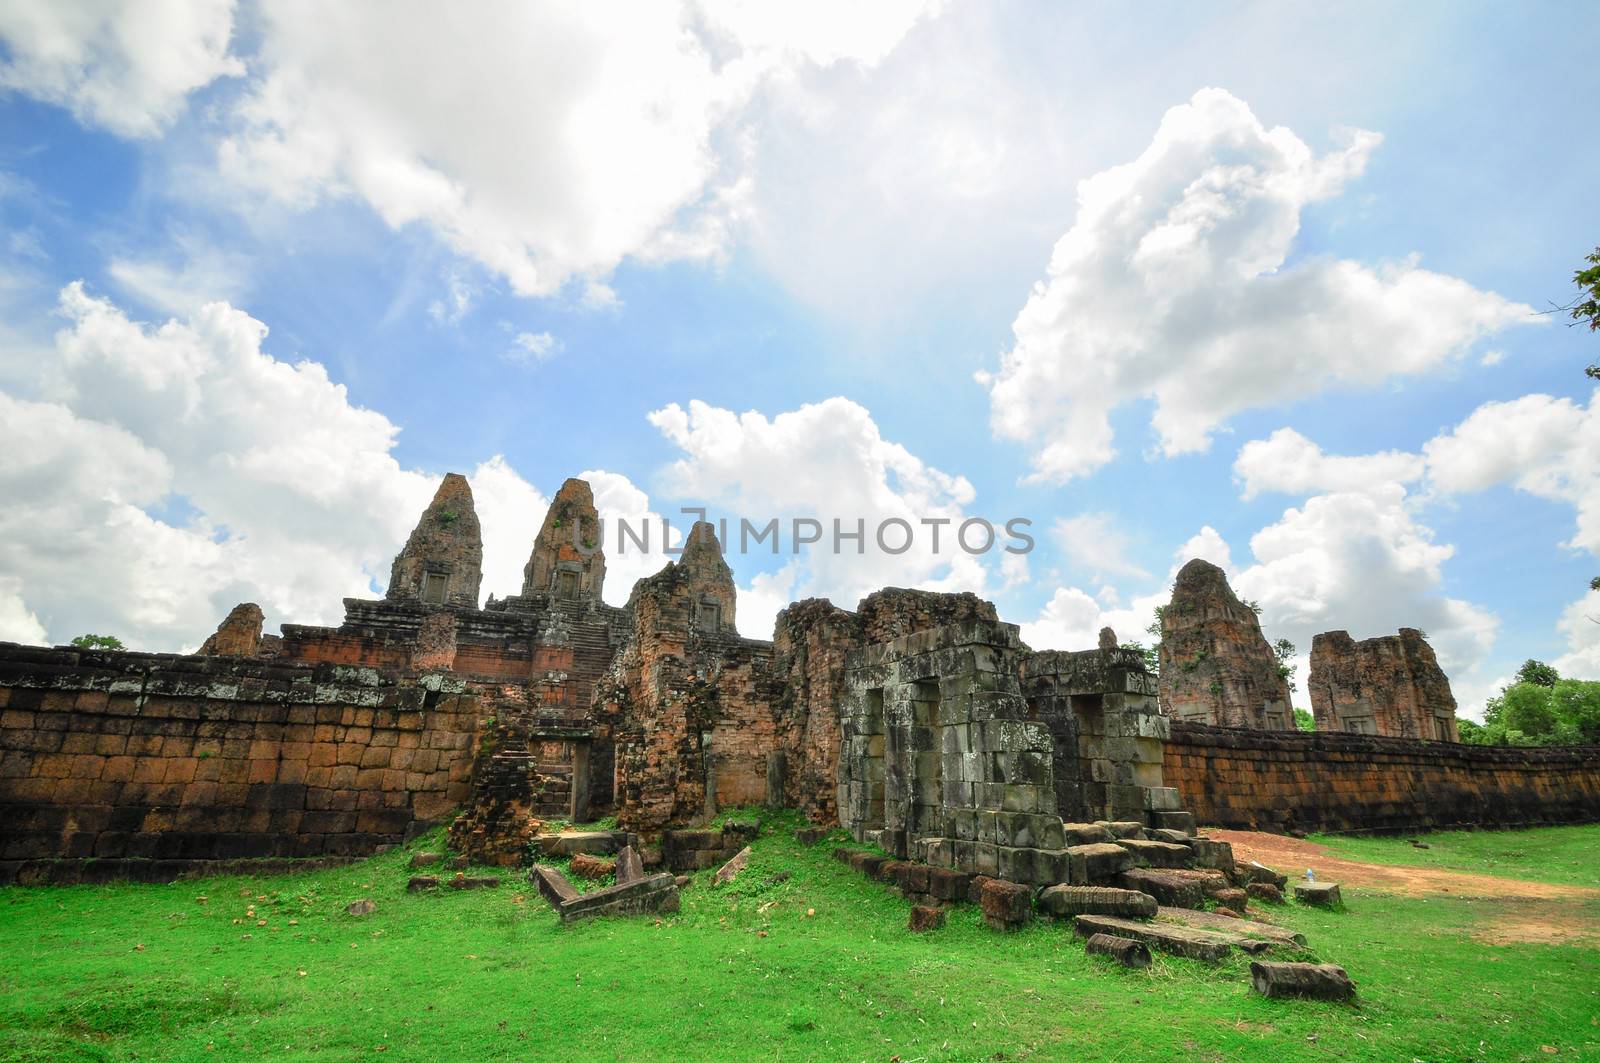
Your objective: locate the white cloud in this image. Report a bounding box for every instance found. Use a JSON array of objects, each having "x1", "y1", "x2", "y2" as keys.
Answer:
[
  {"x1": 108, "y1": 234, "x2": 251, "y2": 317},
  {"x1": 980, "y1": 87, "x2": 1532, "y2": 483},
  {"x1": 1423, "y1": 390, "x2": 1600, "y2": 554},
  {"x1": 467, "y1": 454, "x2": 549, "y2": 602},
  {"x1": 0, "y1": 574, "x2": 47, "y2": 645},
  {"x1": 1051, "y1": 512, "x2": 1148, "y2": 583},
  {"x1": 1233, "y1": 485, "x2": 1497, "y2": 686},
  {"x1": 505, "y1": 330, "x2": 562, "y2": 367},
  {"x1": 427, "y1": 270, "x2": 475, "y2": 325},
  {"x1": 0, "y1": 0, "x2": 242, "y2": 137},
  {"x1": 647, "y1": 396, "x2": 995, "y2": 622},
  {"x1": 215, "y1": 3, "x2": 936, "y2": 298},
  {"x1": 1553, "y1": 589, "x2": 1600, "y2": 680},
  {"x1": 1173, "y1": 525, "x2": 1233, "y2": 577},
  {"x1": 1234, "y1": 427, "x2": 1426, "y2": 500}
]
